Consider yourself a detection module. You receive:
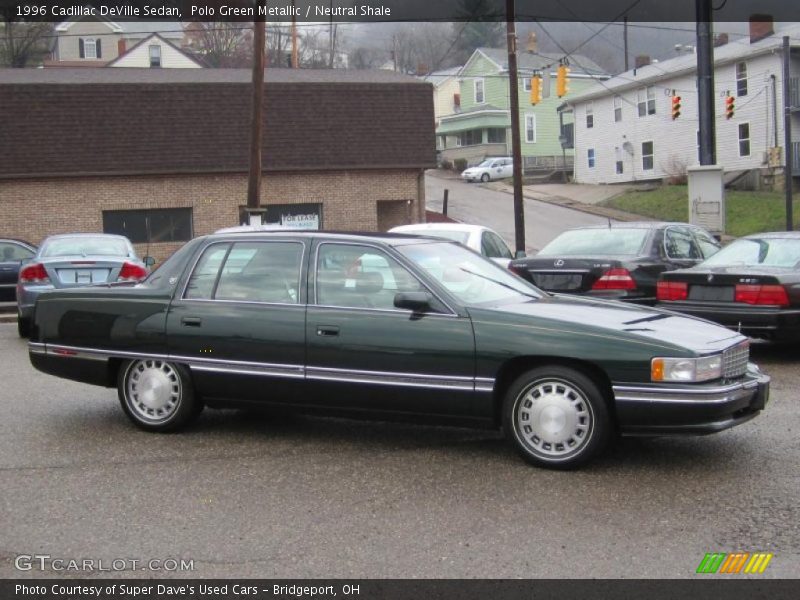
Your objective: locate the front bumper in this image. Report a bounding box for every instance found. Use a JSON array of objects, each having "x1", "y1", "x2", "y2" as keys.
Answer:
[{"x1": 614, "y1": 365, "x2": 769, "y2": 435}]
